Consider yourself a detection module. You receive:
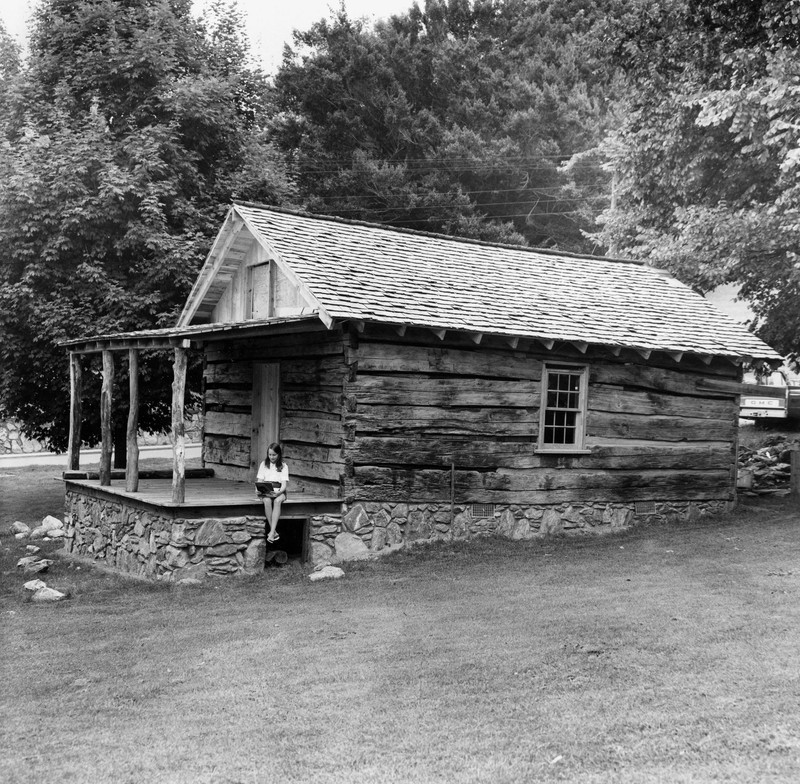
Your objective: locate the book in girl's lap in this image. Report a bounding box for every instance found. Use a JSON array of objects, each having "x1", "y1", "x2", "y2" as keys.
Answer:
[{"x1": 257, "y1": 443, "x2": 289, "y2": 544}]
